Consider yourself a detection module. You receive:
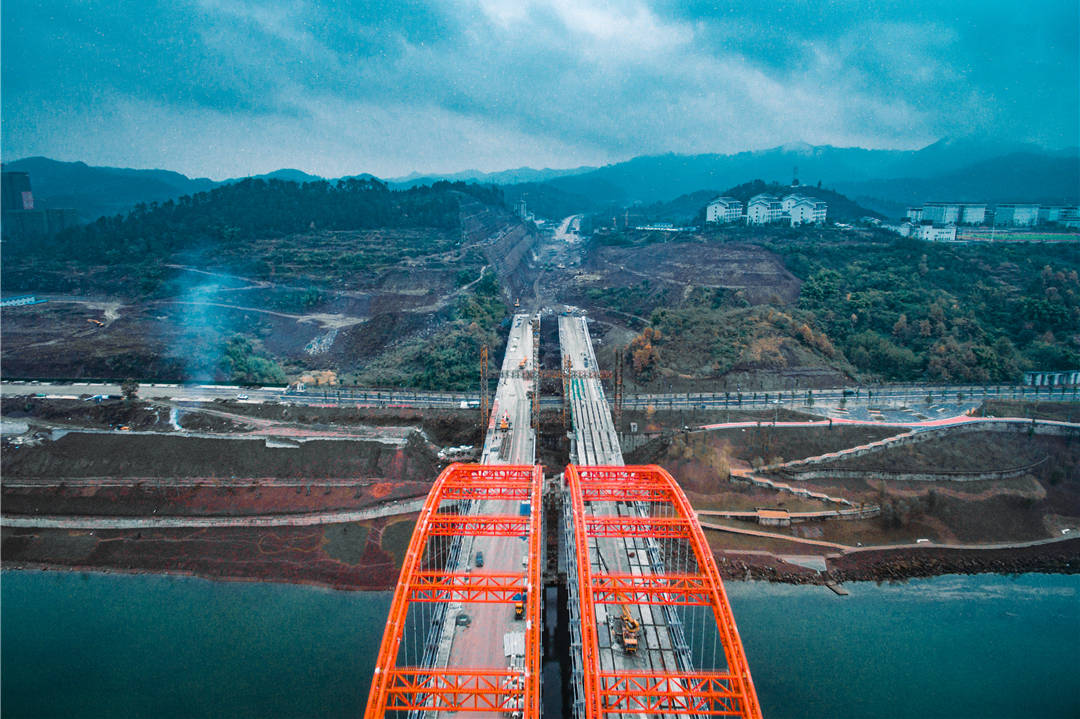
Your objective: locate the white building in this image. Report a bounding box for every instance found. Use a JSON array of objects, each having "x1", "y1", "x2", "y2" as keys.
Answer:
[
  {"x1": 1039, "y1": 206, "x2": 1080, "y2": 225},
  {"x1": 705, "y1": 196, "x2": 743, "y2": 224},
  {"x1": 746, "y1": 194, "x2": 784, "y2": 224},
  {"x1": 1024, "y1": 369, "x2": 1080, "y2": 387},
  {"x1": 923, "y1": 203, "x2": 962, "y2": 225},
  {"x1": 907, "y1": 203, "x2": 987, "y2": 225},
  {"x1": 995, "y1": 204, "x2": 1041, "y2": 226},
  {"x1": 786, "y1": 195, "x2": 827, "y2": 225},
  {"x1": 961, "y1": 204, "x2": 987, "y2": 224}
]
